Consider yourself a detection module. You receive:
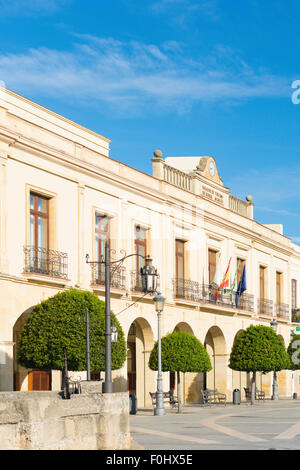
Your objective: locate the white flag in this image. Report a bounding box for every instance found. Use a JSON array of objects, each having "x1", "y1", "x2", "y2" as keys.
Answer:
[{"x1": 213, "y1": 255, "x2": 221, "y2": 287}]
